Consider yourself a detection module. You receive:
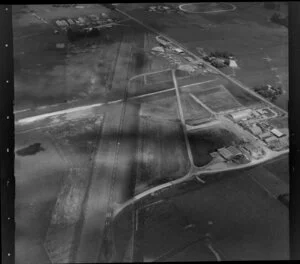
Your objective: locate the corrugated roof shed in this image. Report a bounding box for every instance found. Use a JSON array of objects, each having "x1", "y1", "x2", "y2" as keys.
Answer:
[
  {"x1": 217, "y1": 147, "x2": 233, "y2": 160},
  {"x1": 227, "y1": 146, "x2": 242, "y2": 156}
]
